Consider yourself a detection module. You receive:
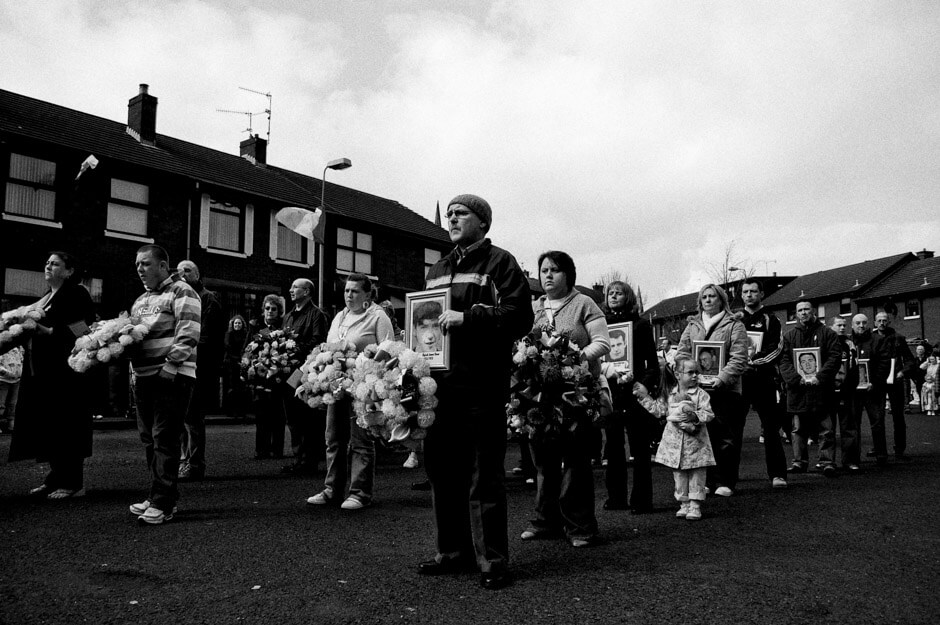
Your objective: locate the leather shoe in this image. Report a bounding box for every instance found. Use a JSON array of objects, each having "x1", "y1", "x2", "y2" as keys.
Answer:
[
  {"x1": 603, "y1": 499, "x2": 630, "y2": 511},
  {"x1": 480, "y1": 570, "x2": 511, "y2": 590},
  {"x1": 417, "y1": 558, "x2": 474, "y2": 576}
]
